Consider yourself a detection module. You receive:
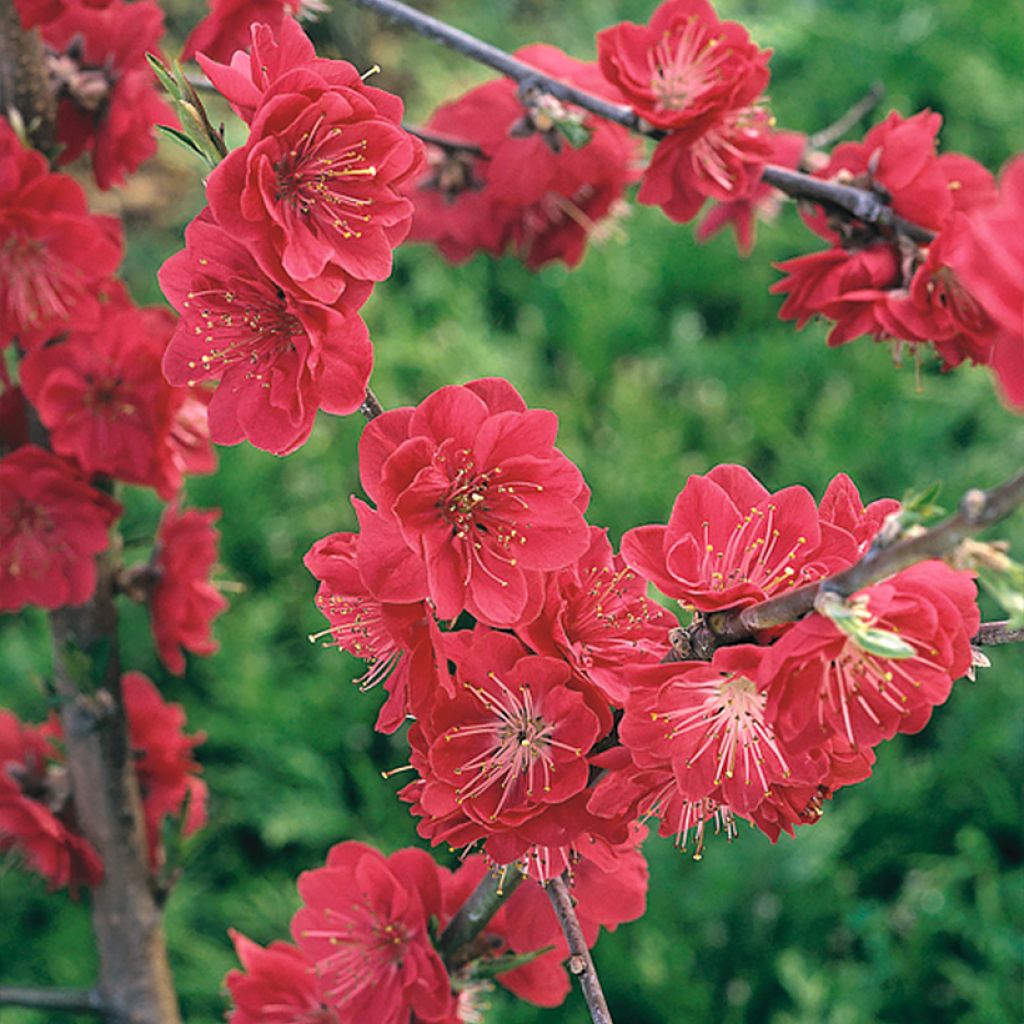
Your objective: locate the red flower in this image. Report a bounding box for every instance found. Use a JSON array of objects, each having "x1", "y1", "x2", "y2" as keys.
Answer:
[
  {"x1": 400, "y1": 628, "x2": 609, "y2": 864},
  {"x1": 303, "y1": 518, "x2": 448, "y2": 733},
  {"x1": 225, "y1": 930, "x2": 338, "y2": 1024},
  {"x1": 40, "y1": 0, "x2": 174, "y2": 189},
  {"x1": 0, "y1": 709, "x2": 103, "y2": 892},
  {"x1": 696, "y1": 129, "x2": 807, "y2": 256},
  {"x1": 20, "y1": 301, "x2": 207, "y2": 497},
  {"x1": 515, "y1": 526, "x2": 673, "y2": 705},
  {"x1": 596, "y1": 0, "x2": 771, "y2": 133},
  {"x1": 160, "y1": 215, "x2": 372, "y2": 455},
  {"x1": 0, "y1": 445, "x2": 120, "y2": 613},
  {"x1": 122, "y1": 672, "x2": 208, "y2": 870},
  {"x1": 618, "y1": 646, "x2": 816, "y2": 816},
  {"x1": 951, "y1": 156, "x2": 1024, "y2": 410},
  {"x1": 761, "y1": 561, "x2": 978, "y2": 752},
  {"x1": 149, "y1": 503, "x2": 228, "y2": 675},
  {"x1": 816, "y1": 472, "x2": 900, "y2": 553},
  {"x1": 406, "y1": 45, "x2": 639, "y2": 270},
  {"x1": 621, "y1": 464, "x2": 842, "y2": 613},
  {"x1": 0, "y1": 120, "x2": 123, "y2": 347},
  {"x1": 183, "y1": 1, "x2": 321, "y2": 64},
  {"x1": 291, "y1": 841, "x2": 456, "y2": 1024},
  {"x1": 205, "y1": 40, "x2": 422, "y2": 305},
  {"x1": 357, "y1": 378, "x2": 590, "y2": 626}
]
